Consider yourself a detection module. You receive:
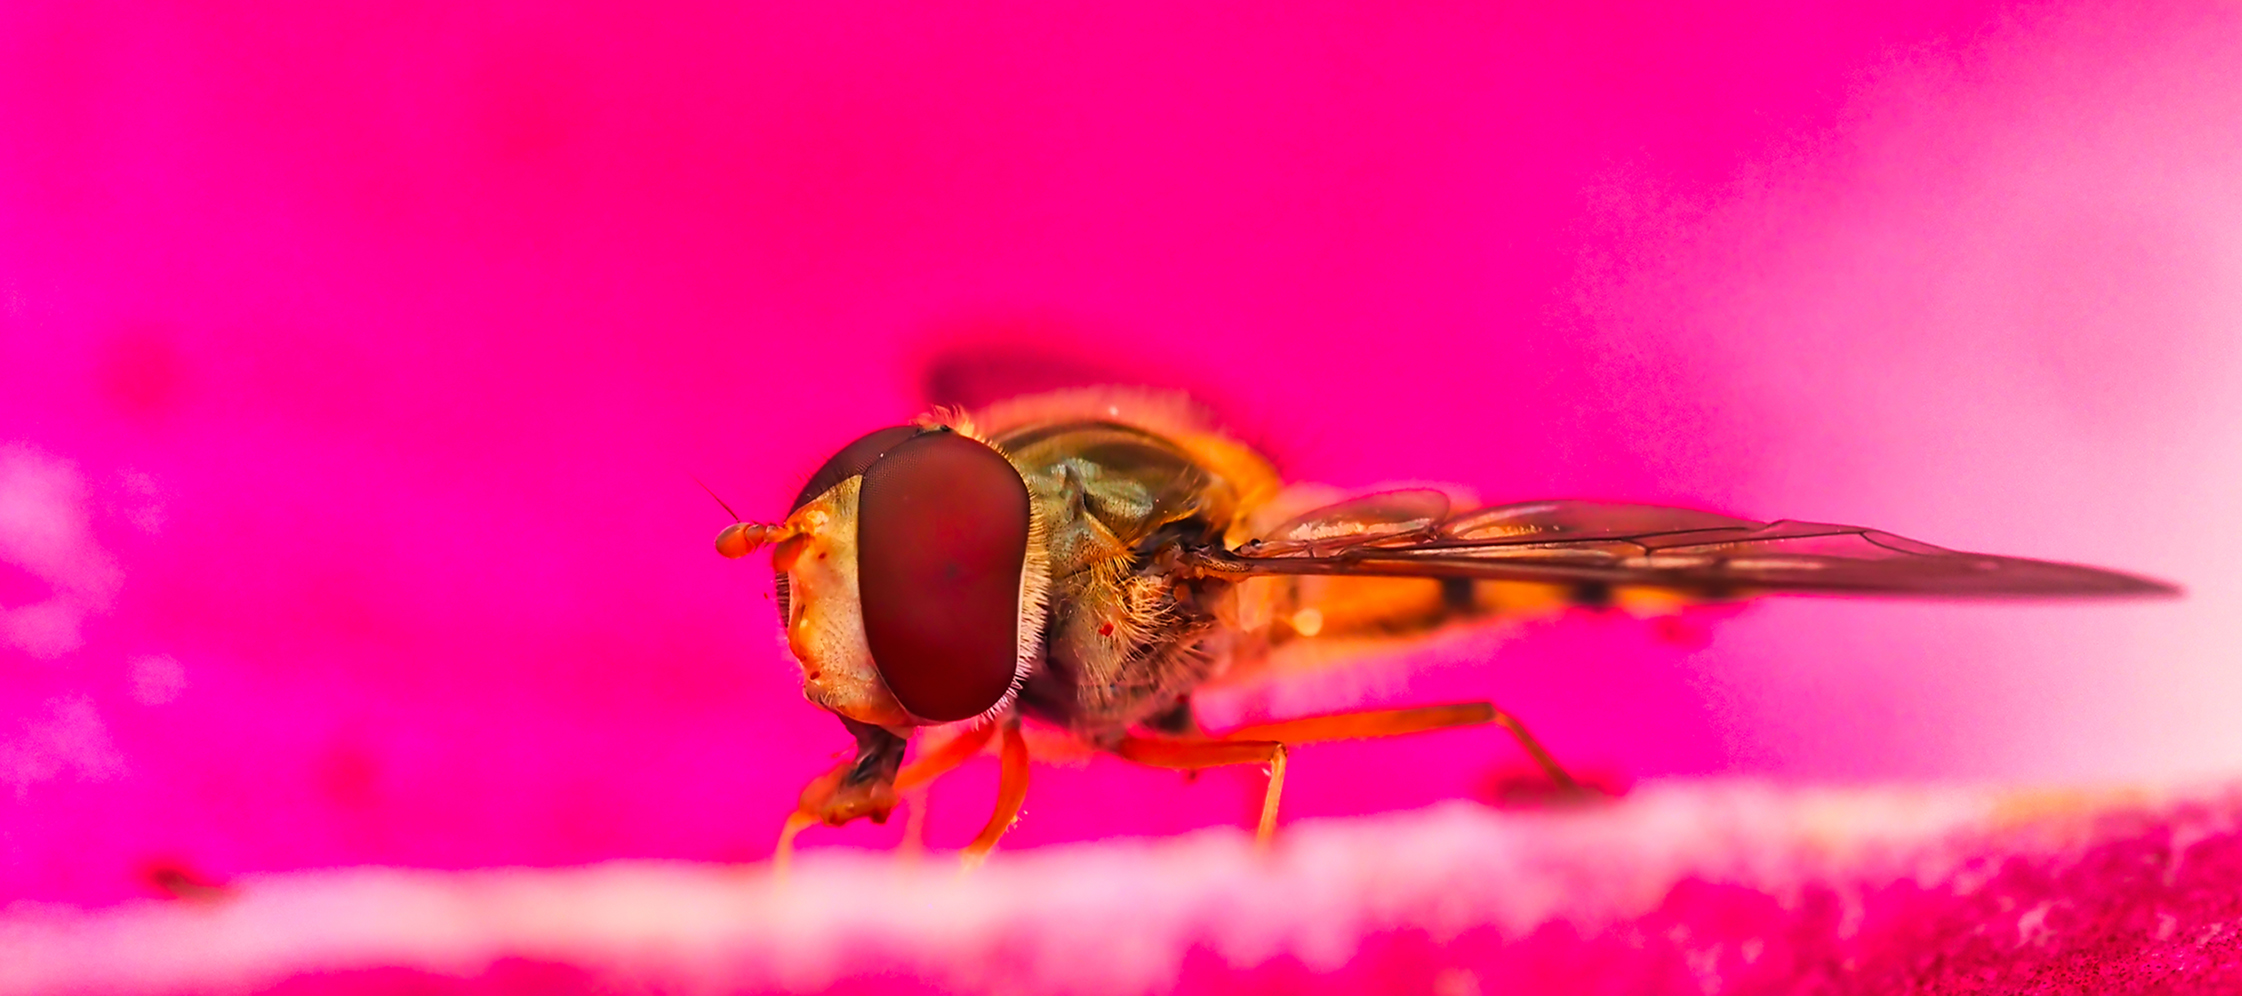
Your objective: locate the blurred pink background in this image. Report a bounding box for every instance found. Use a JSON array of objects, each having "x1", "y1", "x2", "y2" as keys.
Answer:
[{"x1": 1, "y1": 0, "x2": 2236, "y2": 906}]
